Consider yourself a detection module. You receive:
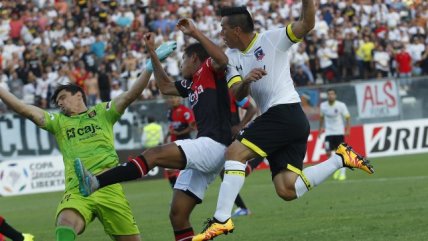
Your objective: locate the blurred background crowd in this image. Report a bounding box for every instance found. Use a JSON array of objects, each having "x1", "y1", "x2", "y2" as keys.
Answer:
[{"x1": 0, "y1": 0, "x2": 427, "y2": 112}]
